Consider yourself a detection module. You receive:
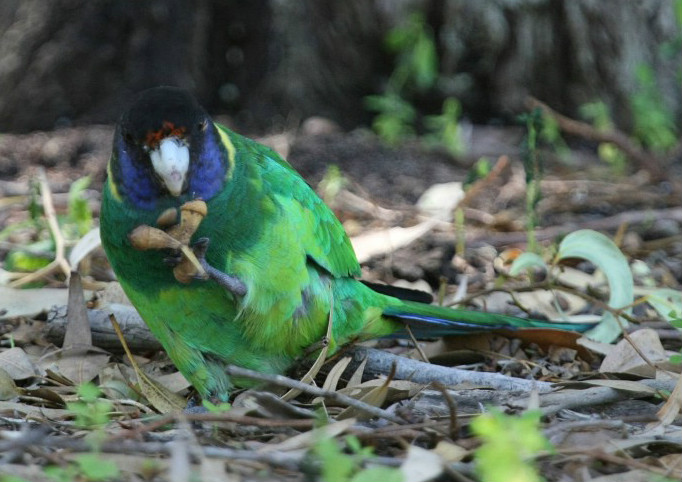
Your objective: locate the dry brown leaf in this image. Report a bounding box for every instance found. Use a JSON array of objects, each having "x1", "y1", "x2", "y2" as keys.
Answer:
[
  {"x1": 136, "y1": 364, "x2": 185, "y2": 412},
  {"x1": 69, "y1": 227, "x2": 102, "y2": 270},
  {"x1": 155, "y1": 370, "x2": 191, "y2": 394},
  {"x1": 39, "y1": 347, "x2": 110, "y2": 386},
  {"x1": 400, "y1": 445, "x2": 443, "y2": 482},
  {"x1": 334, "y1": 378, "x2": 422, "y2": 409},
  {"x1": 321, "y1": 356, "x2": 352, "y2": 393},
  {"x1": 577, "y1": 336, "x2": 614, "y2": 356},
  {"x1": 0, "y1": 347, "x2": 39, "y2": 379},
  {"x1": 63, "y1": 272, "x2": 92, "y2": 348},
  {"x1": 0, "y1": 286, "x2": 69, "y2": 320},
  {"x1": 432, "y1": 441, "x2": 468, "y2": 463},
  {"x1": 99, "y1": 363, "x2": 143, "y2": 401},
  {"x1": 34, "y1": 272, "x2": 113, "y2": 385},
  {"x1": 259, "y1": 418, "x2": 356, "y2": 453},
  {"x1": 337, "y1": 370, "x2": 399, "y2": 421},
  {"x1": 0, "y1": 400, "x2": 70, "y2": 419},
  {"x1": 600, "y1": 329, "x2": 676, "y2": 377},
  {"x1": 347, "y1": 356, "x2": 367, "y2": 387},
  {"x1": 110, "y1": 314, "x2": 184, "y2": 412},
  {"x1": 96, "y1": 282, "x2": 133, "y2": 306},
  {"x1": 657, "y1": 368, "x2": 682, "y2": 427},
  {"x1": 659, "y1": 453, "x2": 682, "y2": 471},
  {"x1": 239, "y1": 391, "x2": 316, "y2": 420},
  {"x1": 0, "y1": 367, "x2": 19, "y2": 400},
  {"x1": 572, "y1": 379, "x2": 659, "y2": 394},
  {"x1": 21, "y1": 387, "x2": 65, "y2": 406},
  {"x1": 351, "y1": 220, "x2": 438, "y2": 263}
]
